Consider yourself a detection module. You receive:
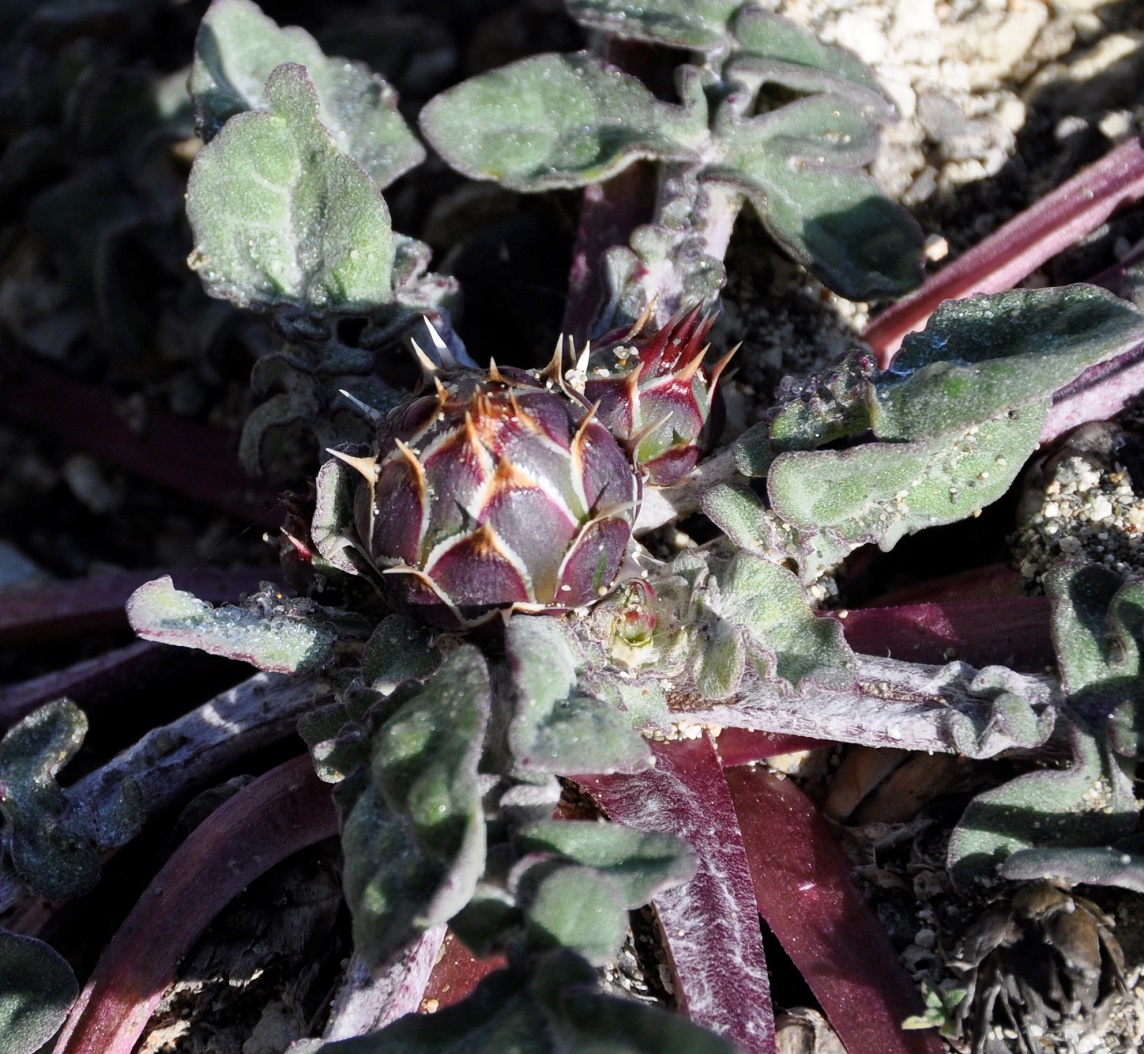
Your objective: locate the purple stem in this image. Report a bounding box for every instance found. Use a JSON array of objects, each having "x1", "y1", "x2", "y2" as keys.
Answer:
[
  {"x1": 51, "y1": 755, "x2": 337, "y2": 1054},
  {"x1": 579, "y1": 736, "x2": 777, "y2": 1054},
  {"x1": 725, "y1": 766, "x2": 944, "y2": 1054},
  {"x1": 563, "y1": 163, "x2": 657, "y2": 340},
  {"x1": 864, "y1": 135, "x2": 1144, "y2": 363}
]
